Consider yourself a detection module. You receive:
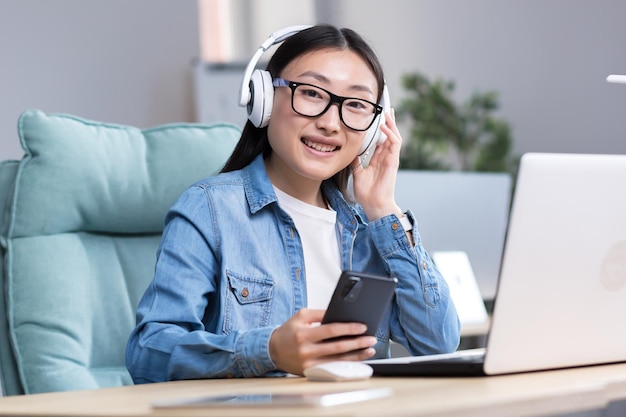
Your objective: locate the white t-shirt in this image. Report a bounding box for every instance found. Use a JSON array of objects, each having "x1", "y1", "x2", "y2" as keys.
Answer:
[{"x1": 273, "y1": 187, "x2": 342, "y2": 309}]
